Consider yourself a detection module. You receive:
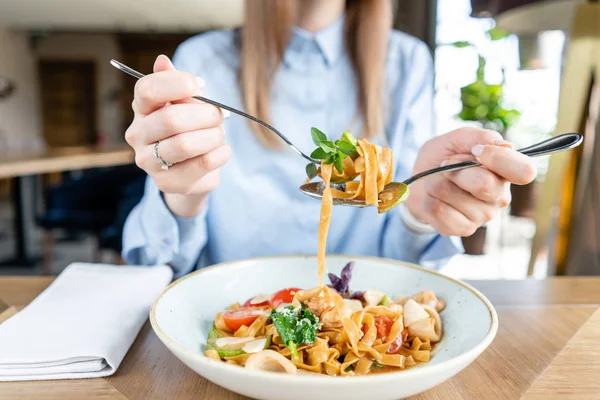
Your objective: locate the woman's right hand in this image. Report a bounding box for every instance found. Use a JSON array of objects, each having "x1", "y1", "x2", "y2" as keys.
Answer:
[{"x1": 125, "y1": 55, "x2": 231, "y2": 217}]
